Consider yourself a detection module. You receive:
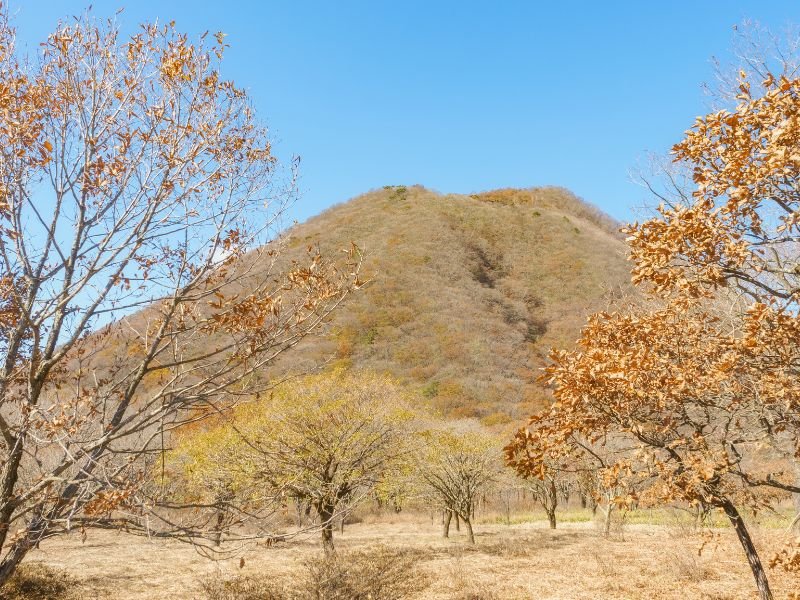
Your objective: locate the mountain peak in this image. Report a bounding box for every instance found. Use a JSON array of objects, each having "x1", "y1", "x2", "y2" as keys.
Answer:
[{"x1": 268, "y1": 186, "x2": 631, "y2": 426}]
